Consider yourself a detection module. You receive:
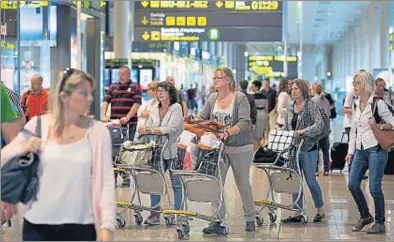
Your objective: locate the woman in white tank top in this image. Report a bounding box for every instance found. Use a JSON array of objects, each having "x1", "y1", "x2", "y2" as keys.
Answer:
[{"x1": 2, "y1": 69, "x2": 115, "y2": 241}]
